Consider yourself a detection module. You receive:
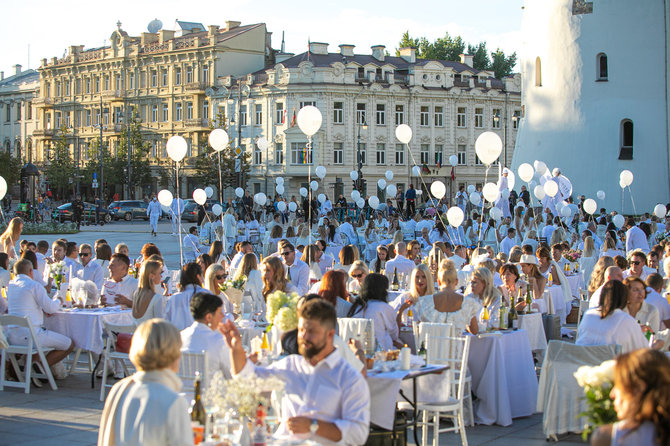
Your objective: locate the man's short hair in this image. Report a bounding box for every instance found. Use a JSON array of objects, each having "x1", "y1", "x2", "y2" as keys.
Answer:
[
  {"x1": 189, "y1": 226, "x2": 197, "y2": 235},
  {"x1": 278, "y1": 240, "x2": 295, "y2": 252},
  {"x1": 298, "y1": 298, "x2": 336, "y2": 330},
  {"x1": 13, "y1": 259, "x2": 33, "y2": 276},
  {"x1": 79, "y1": 243, "x2": 92, "y2": 252},
  {"x1": 111, "y1": 252, "x2": 130, "y2": 267},
  {"x1": 26, "y1": 241, "x2": 36, "y2": 250},
  {"x1": 626, "y1": 217, "x2": 636, "y2": 227},
  {"x1": 239, "y1": 241, "x2": 251, "y2": 250},
  {"x1": 646, "y1": 273, "x2": 665, "y2": 291},
  {"x1": 52, "y1": 240, "x2": 66, "y2": 251},
  {"x1": 190, "y1": 292, "x2": 223, "y2": 320},
  {"x1": 629, "y1": 249, "x2": 647, "y2": 263},
  {"x1": 551, "y1": 243, "x2": 563, "y2": 251},
  {"x1": 65, "y1": 242, "x2": 78, "y2": 256},
  {"x1": 37, "y1": 240, "x2": 49, "y2": 252},
  {"x1": 507, "y1": 228, "x2": 516, "y2": 235}
]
